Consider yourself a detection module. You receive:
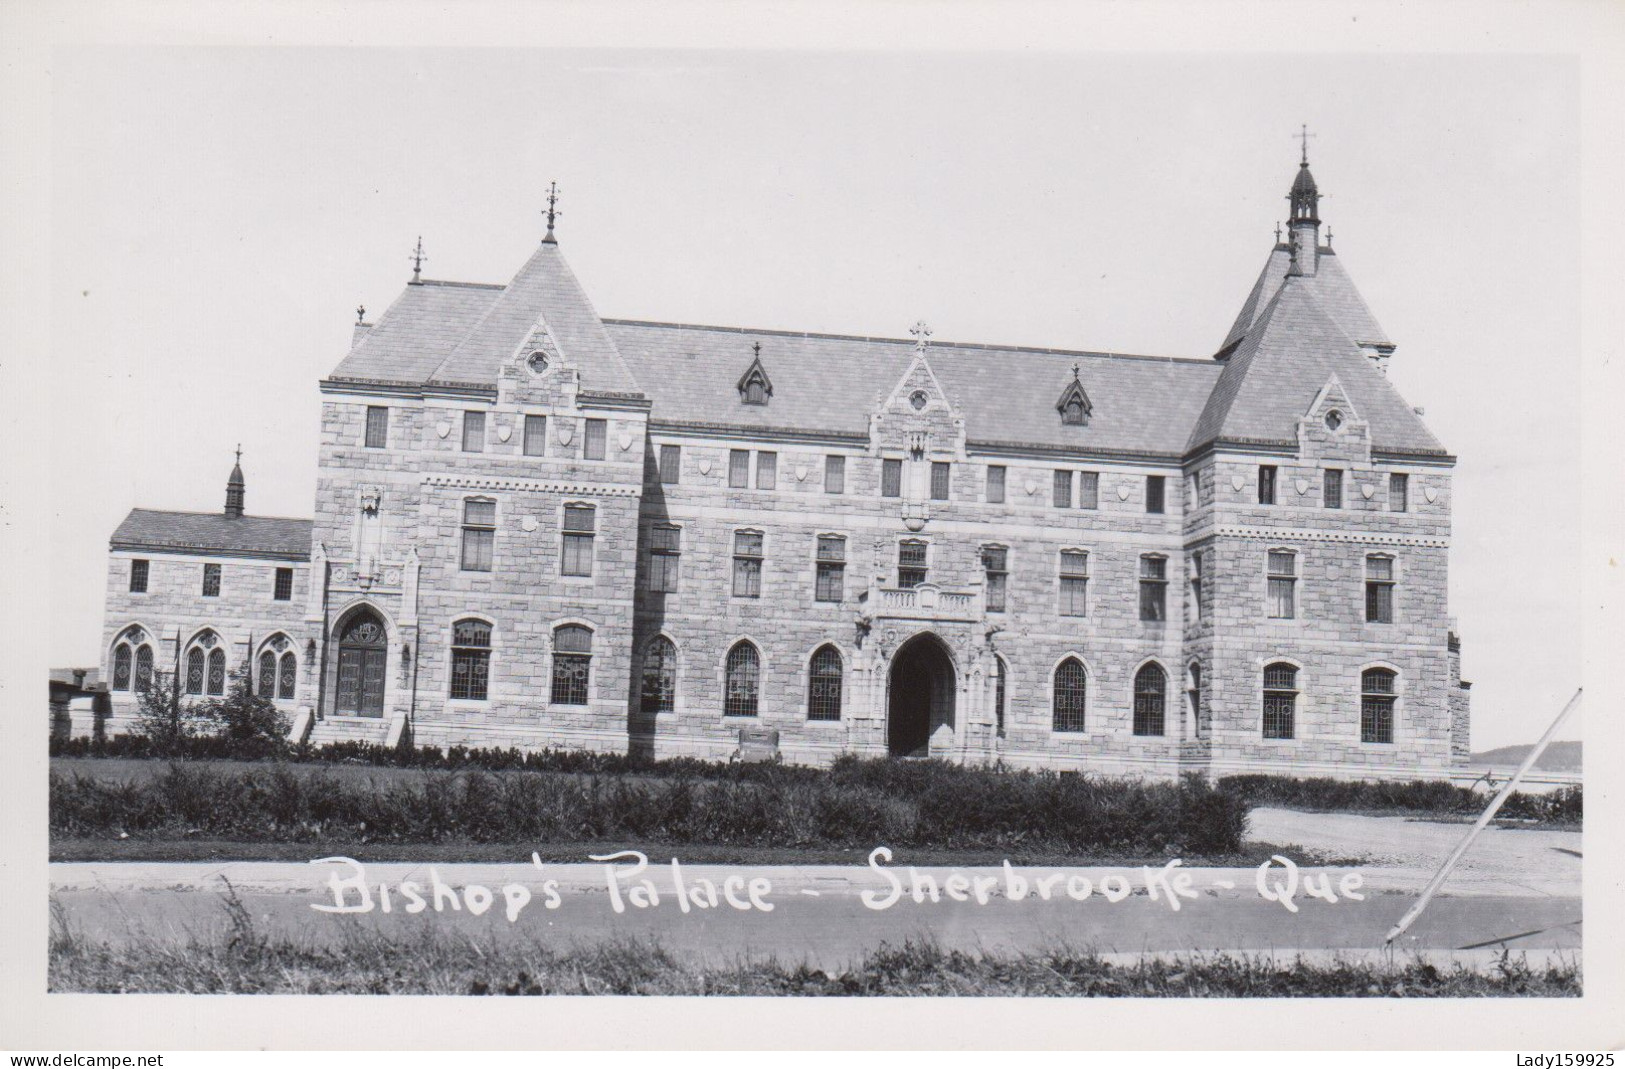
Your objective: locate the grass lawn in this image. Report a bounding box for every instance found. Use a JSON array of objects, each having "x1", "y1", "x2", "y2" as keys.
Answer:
[{"x1": 48, "y1": 903, "x2": 1578, "y2": 996}]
